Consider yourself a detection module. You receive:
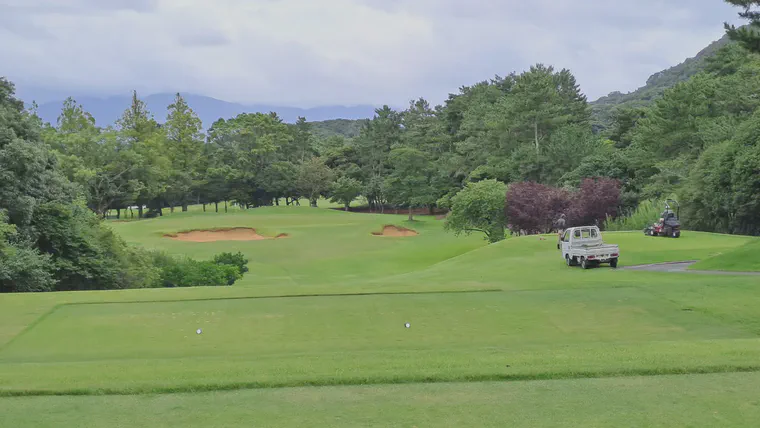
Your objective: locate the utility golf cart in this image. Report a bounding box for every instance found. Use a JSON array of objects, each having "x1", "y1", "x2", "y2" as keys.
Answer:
[
  {"x1": 644, "y1": 199, "x2": 681, "y2": 238},
  {"x1": 559, "y1": 226, "x2": 620, "y2": 269}
]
